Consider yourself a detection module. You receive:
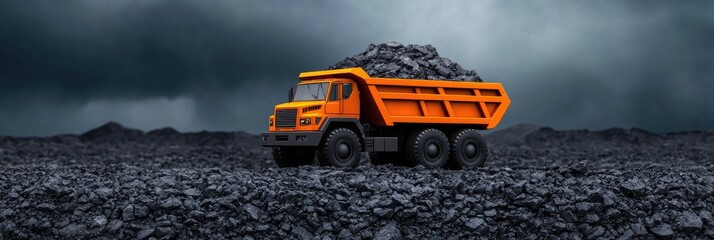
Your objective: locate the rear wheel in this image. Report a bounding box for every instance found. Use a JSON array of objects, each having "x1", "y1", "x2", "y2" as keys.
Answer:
[
  {"x1": 448, "y1": 129, "x2": 487, "y2": 169},
  {"x1": 405, "y1": 128, "x2": 449, "y2": 168},
  {"x1": 272, "y1": 147, "x2": 315, "y2": 168},
  {"x1": 317, "y1": 128, "x2": 361, "y2": 168}
]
